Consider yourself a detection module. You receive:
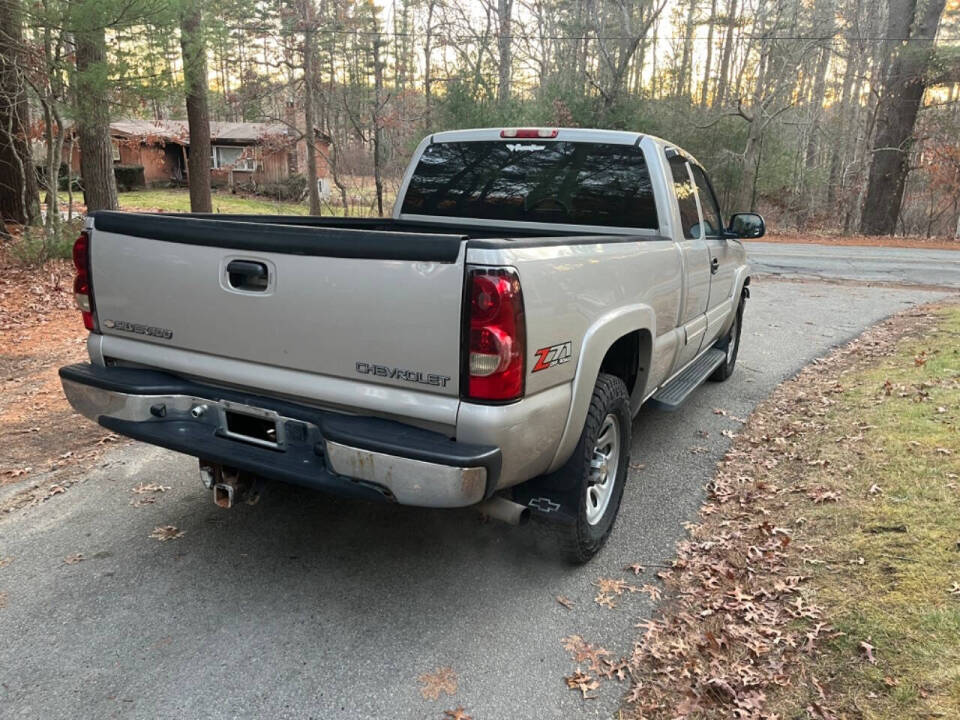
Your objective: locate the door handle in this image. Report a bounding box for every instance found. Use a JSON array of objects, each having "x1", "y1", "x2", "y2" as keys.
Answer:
[
  {"x1": 227, "y1": 260, "x2": 269, "y2": 291},
  {"x1": 710, "y1": 257, "x2": 719, "y2": 275}
]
